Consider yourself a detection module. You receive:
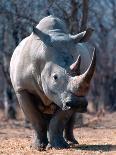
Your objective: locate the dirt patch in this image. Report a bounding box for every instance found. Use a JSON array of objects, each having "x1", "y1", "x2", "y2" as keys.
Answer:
[{"x1": 0, "y1": 109, "x2": 116, "y2": 155}]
